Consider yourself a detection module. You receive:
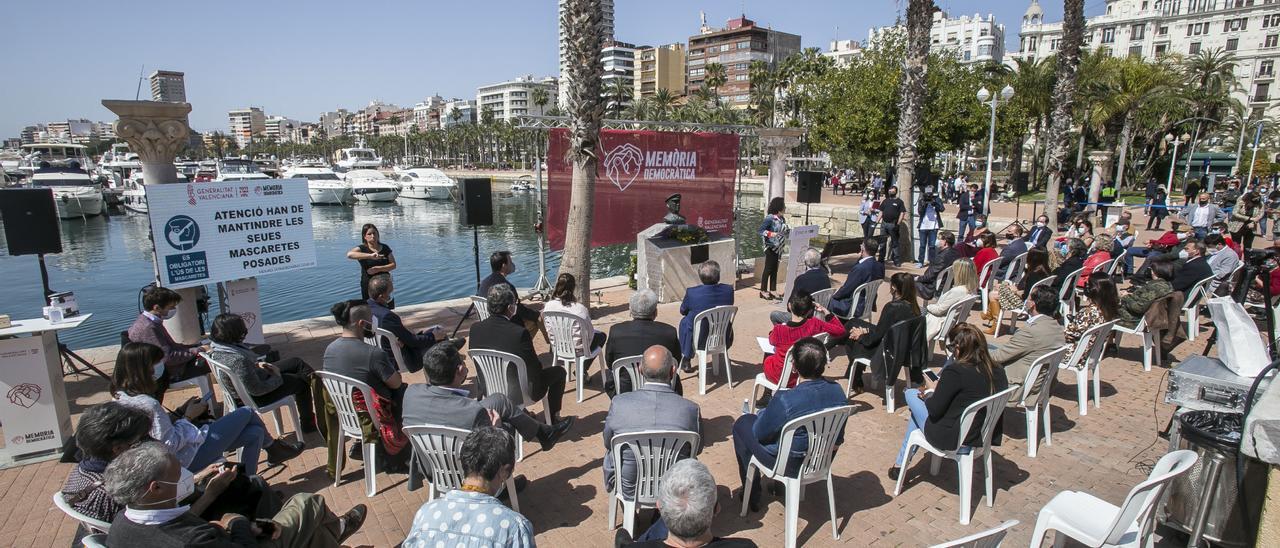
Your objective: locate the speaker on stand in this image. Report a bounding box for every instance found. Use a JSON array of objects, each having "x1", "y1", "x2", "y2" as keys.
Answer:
[
  {"x1": 452, "y1": 178, "x2": 494, "y2": 337},
  {"x1": 796, "y1": 170, "x2": 824, "y2": 225}
]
